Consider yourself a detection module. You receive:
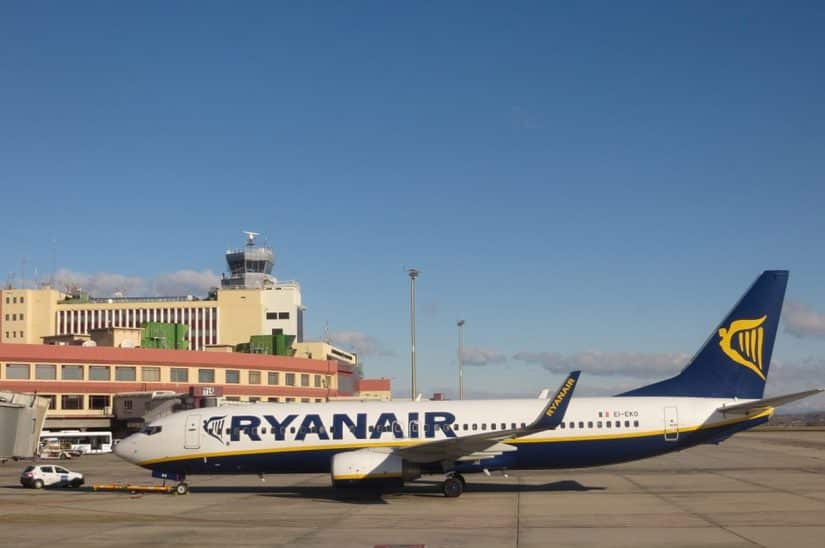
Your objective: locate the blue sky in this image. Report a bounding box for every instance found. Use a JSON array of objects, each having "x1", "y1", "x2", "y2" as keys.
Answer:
[{"x1": 2, "y1": 2, "x2": 824, "y2": 406}]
